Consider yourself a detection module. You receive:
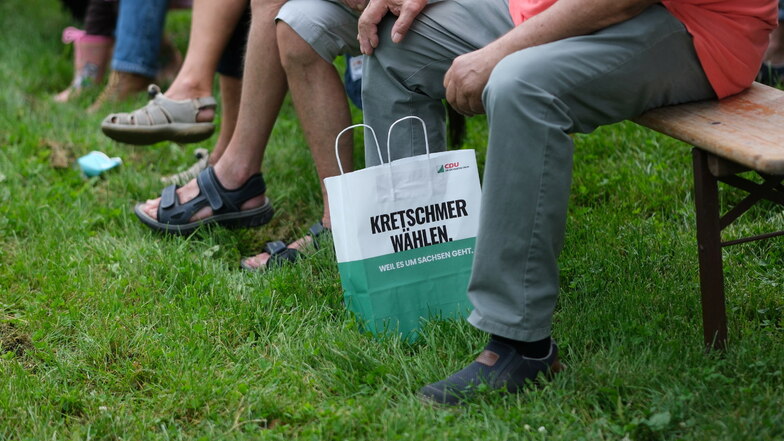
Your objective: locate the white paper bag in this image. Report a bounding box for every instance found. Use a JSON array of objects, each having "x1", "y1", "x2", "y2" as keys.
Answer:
[{"x1": 325, "y1": 117, "x2": 482, "y2": 339}]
